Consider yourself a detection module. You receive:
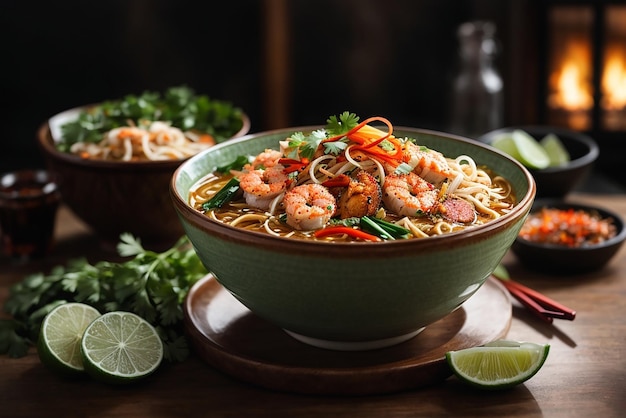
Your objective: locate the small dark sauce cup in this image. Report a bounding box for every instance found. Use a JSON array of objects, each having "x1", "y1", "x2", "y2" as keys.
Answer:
[{"x1": 0, "y1": 170, "x2": 60, "y2": 262}]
